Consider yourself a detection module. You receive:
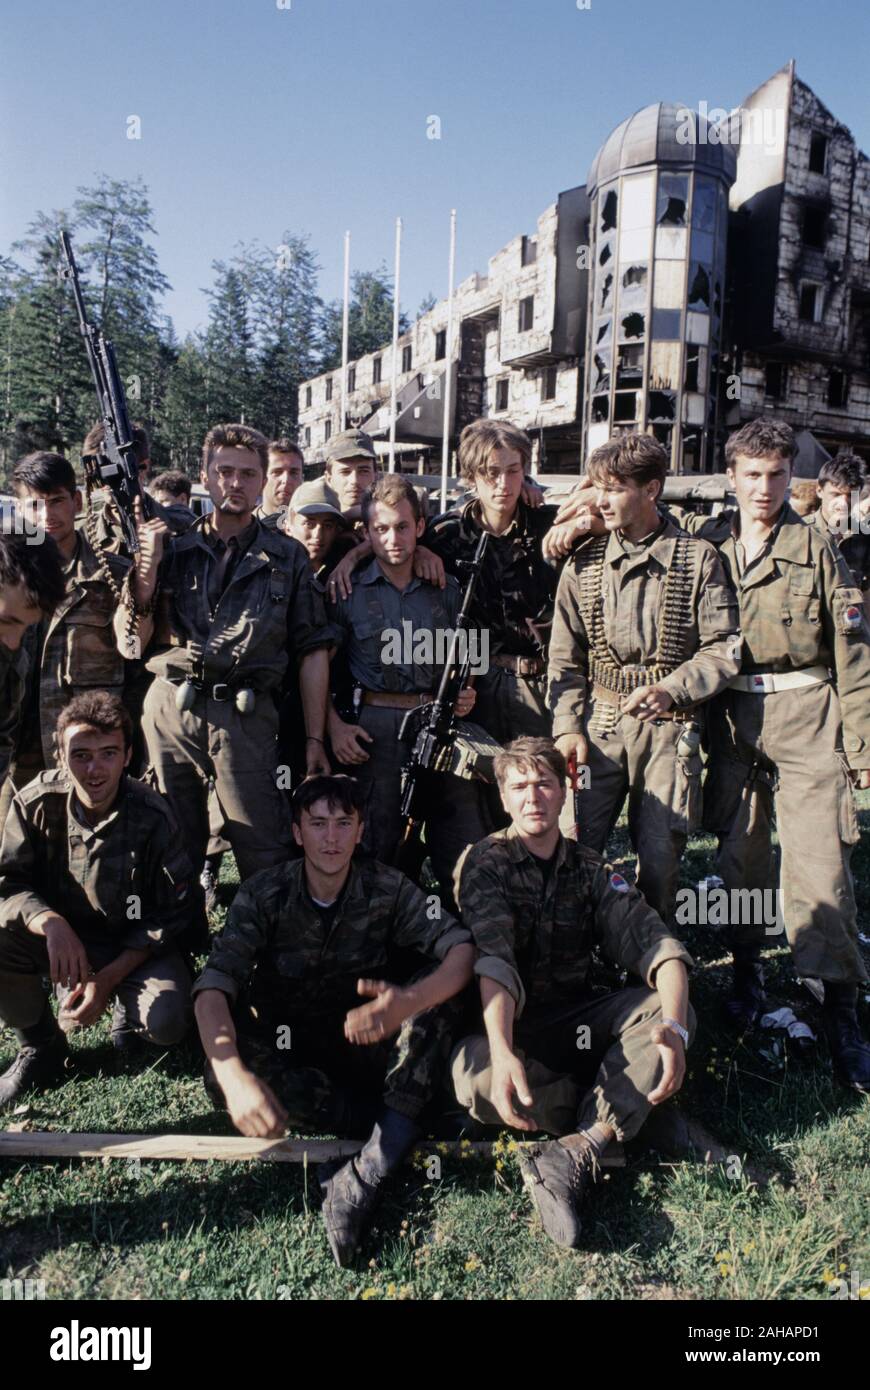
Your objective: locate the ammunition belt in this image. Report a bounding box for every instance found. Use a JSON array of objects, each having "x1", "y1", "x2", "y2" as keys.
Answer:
[
  {"x1": 589, "y1": 658, "x2": 673, "y2": 694},
  {"x1": 590, "y1": 681, "x2": 698, "y2": 721}
]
